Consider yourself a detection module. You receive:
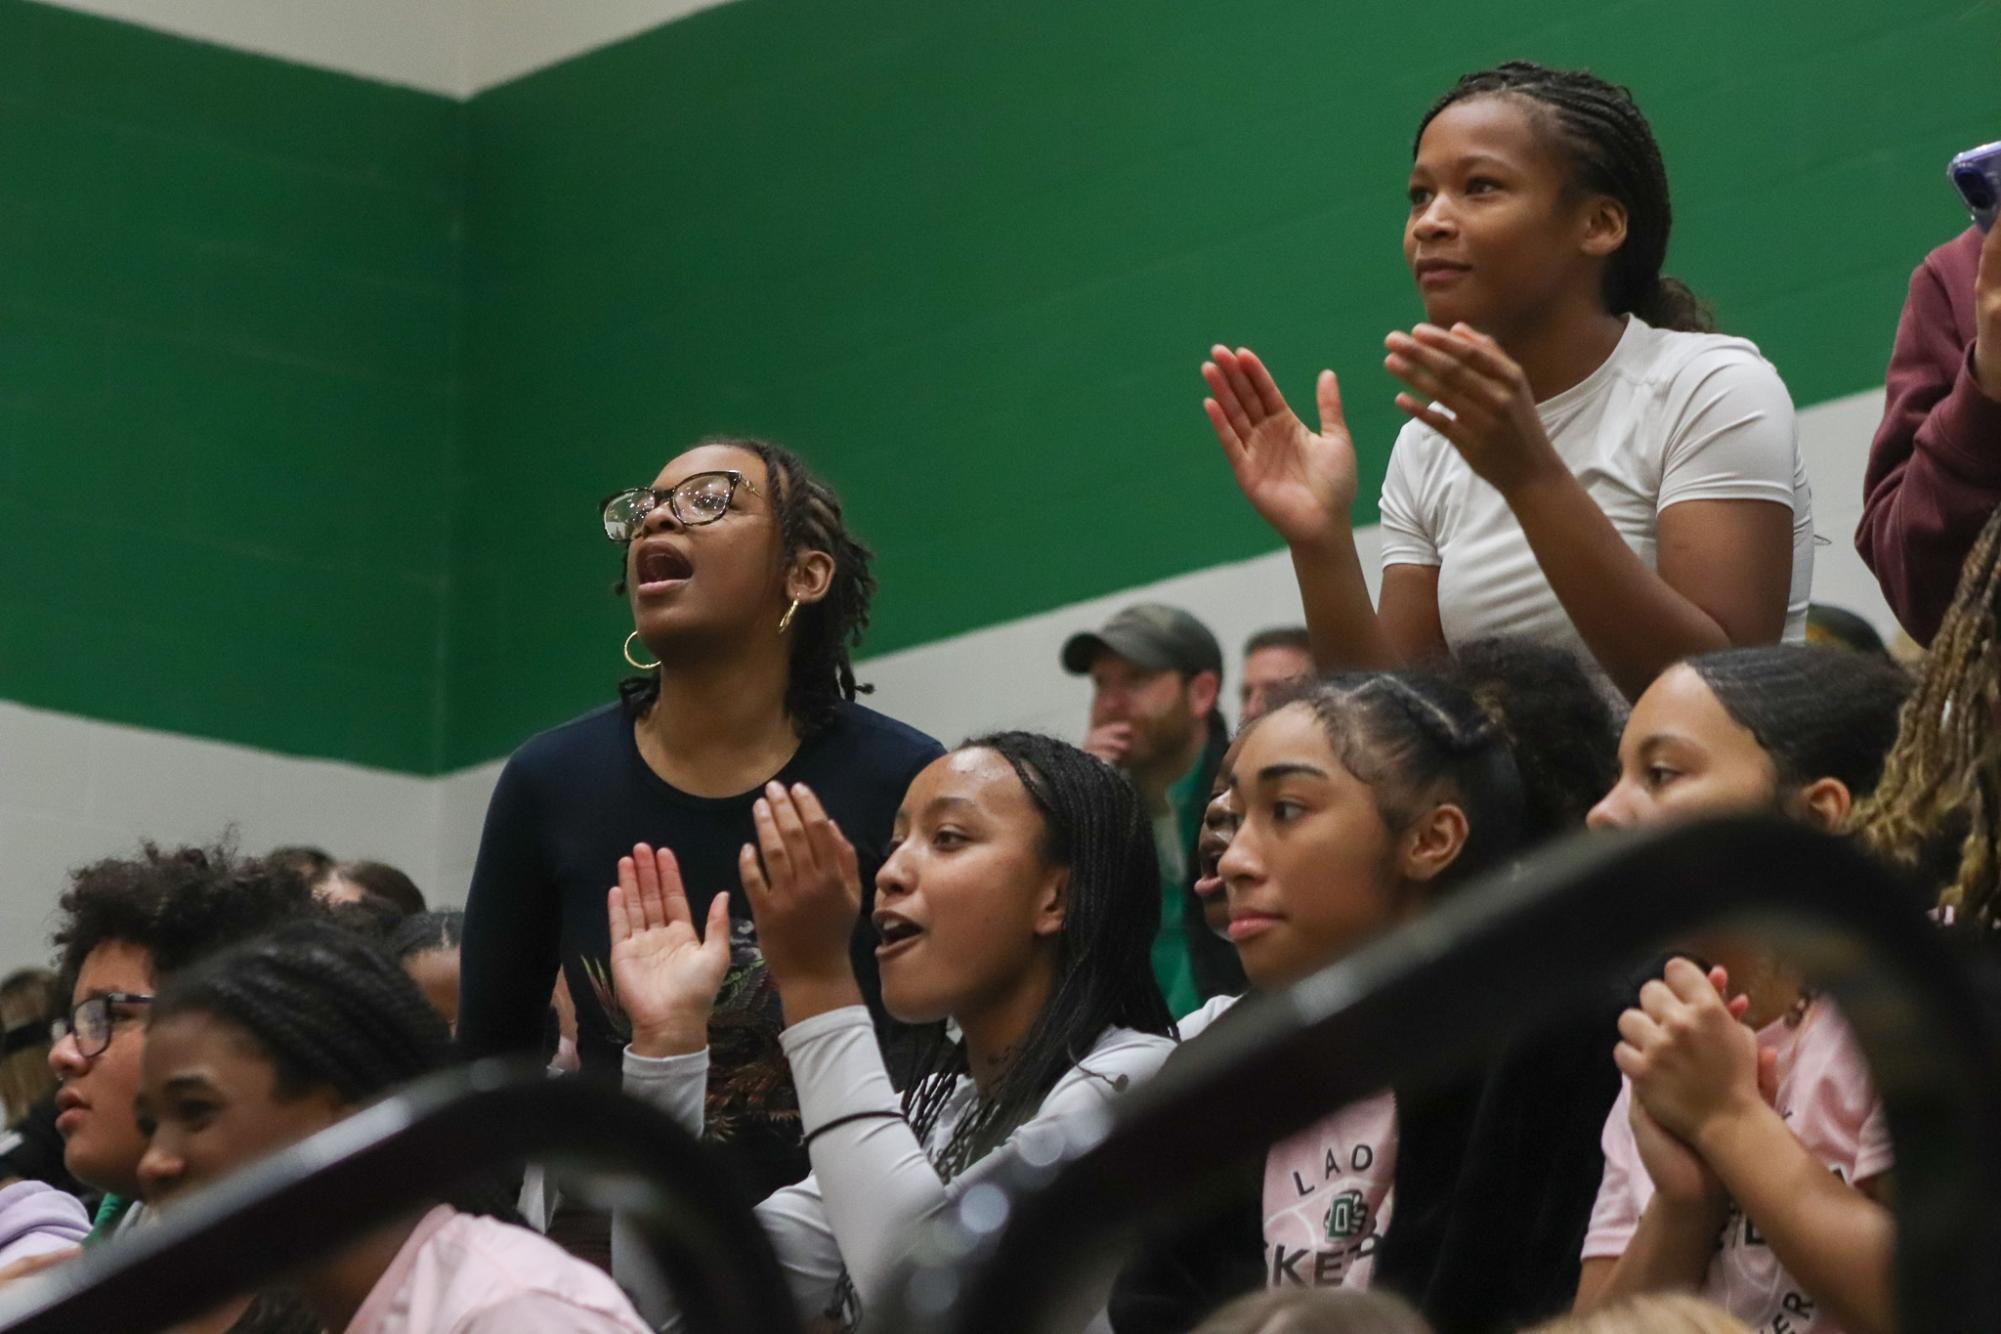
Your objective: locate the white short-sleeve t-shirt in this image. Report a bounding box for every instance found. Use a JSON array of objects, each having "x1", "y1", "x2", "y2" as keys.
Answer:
[{"x1": 1377, "y1": 315, "x2": 1813, "y2": 661}]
